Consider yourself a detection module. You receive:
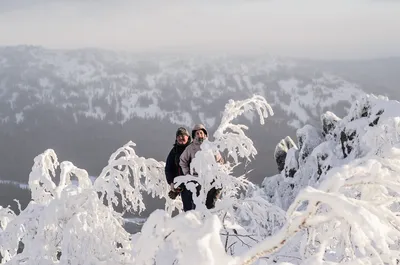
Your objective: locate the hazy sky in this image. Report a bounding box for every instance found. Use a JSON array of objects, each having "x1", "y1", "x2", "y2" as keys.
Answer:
[{"x1": 0, "y1": 0, "x2": 399, "y2": 59}]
